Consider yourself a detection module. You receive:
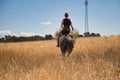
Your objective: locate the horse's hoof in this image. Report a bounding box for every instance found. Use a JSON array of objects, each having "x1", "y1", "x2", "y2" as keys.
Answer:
[{"x1": 56, "y1": 45, "x2": 59, "y2": 47}]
